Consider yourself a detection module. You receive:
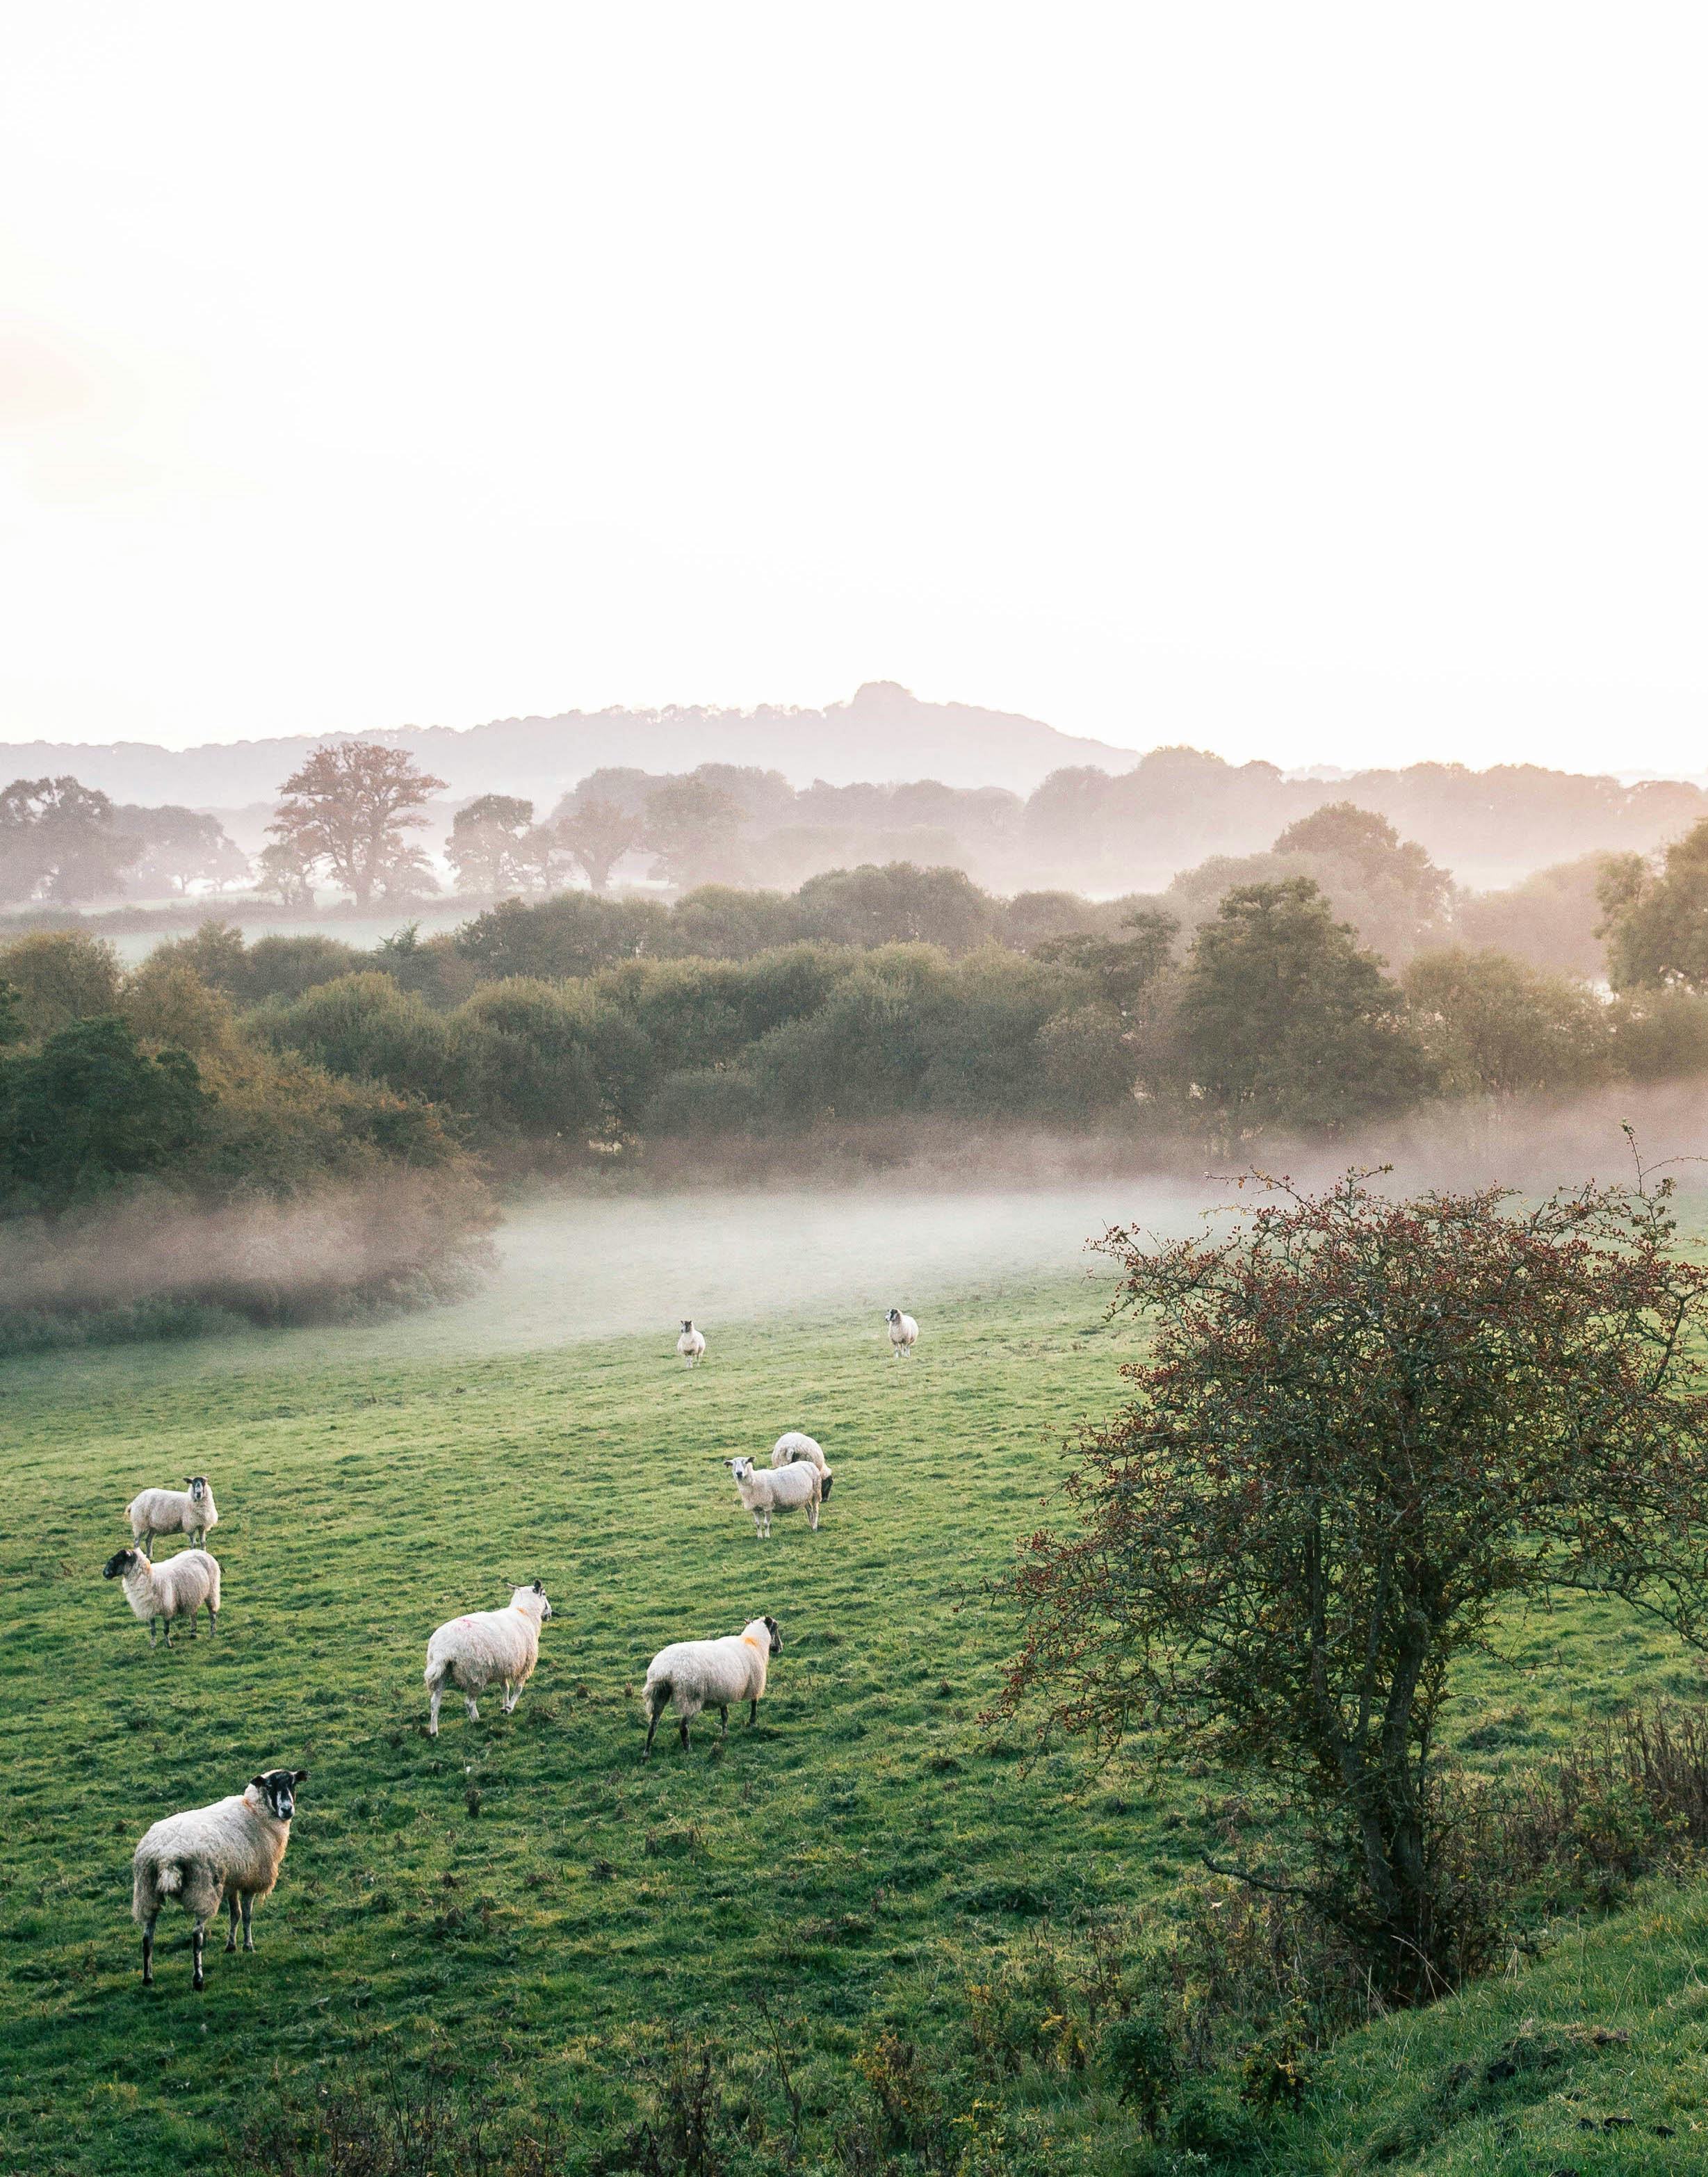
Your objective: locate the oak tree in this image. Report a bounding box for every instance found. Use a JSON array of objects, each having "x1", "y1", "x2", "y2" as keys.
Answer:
[{"x1": 269, "y1": 742, "x2": 447, "y2": 907}]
